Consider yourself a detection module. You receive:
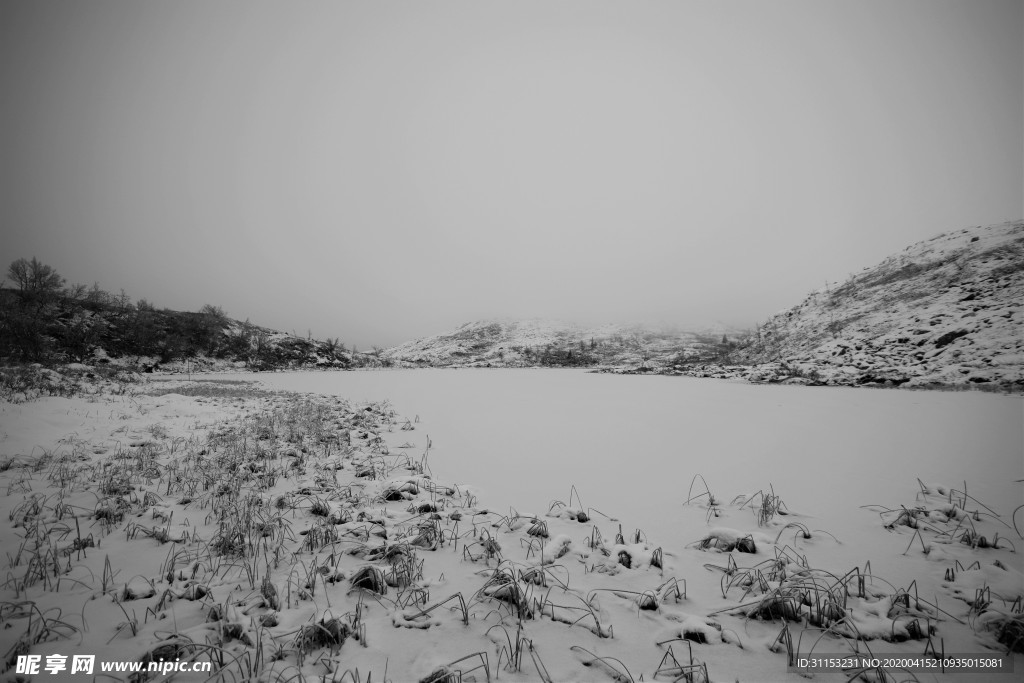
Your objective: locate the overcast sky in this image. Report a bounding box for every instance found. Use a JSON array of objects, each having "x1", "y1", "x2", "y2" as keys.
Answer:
[{"x1": 1, "y1": 1, "x2": 1021, "y2": 348}]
